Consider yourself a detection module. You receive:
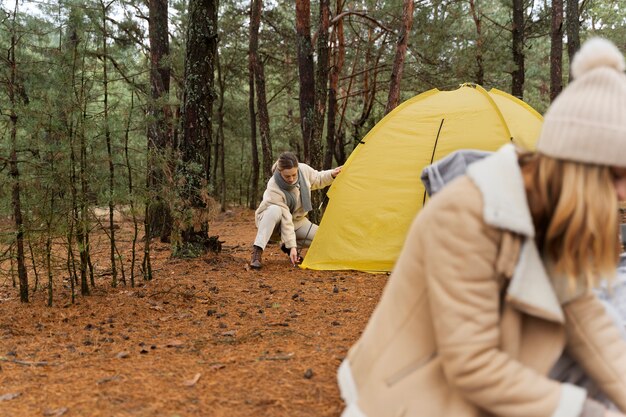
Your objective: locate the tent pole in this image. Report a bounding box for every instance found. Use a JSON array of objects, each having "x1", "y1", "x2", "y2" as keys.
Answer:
[{"x1": 423, "y1": 119, "x2": 445, "y2": 206}]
